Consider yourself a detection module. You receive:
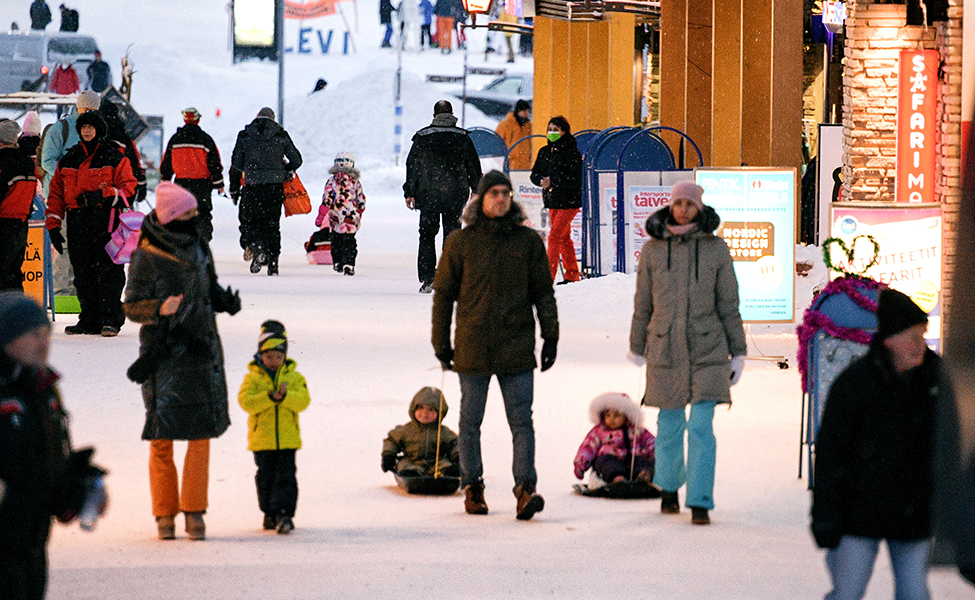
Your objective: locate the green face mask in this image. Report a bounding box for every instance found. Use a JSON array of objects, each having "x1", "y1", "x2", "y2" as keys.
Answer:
[{"x1": 547, "y1": 132, "x2": 562, "y2": 143}]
